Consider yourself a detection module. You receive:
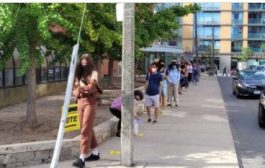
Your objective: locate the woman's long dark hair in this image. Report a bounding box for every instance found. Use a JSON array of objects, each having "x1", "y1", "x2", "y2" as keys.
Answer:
[{"x1": 75, "y1": 53, "x2": 96, "y2": 81}]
